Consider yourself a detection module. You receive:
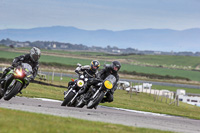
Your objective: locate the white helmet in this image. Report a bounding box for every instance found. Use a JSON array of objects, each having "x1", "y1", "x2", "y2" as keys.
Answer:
[{"x1": 30, "y1": 47, "x2": 41, "y2": 62}]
